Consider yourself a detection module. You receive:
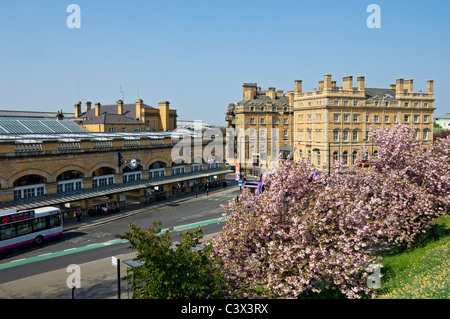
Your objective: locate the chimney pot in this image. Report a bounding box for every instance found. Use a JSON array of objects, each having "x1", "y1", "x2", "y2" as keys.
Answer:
[
  {"x1": 427, "y1": 80, "x2": 434, "y2": 94},
  {"x1": 323, "y1": 74, "x2": 332, "y2": 91},
  {"x1": 95, "y1": 103, "x2": 101, "y2": 117},
  {"x1": 117, "y1": 99, "x2": 124, "y2": 115},
  {"x1": 357, "y1": 76, "x2": 365, "y2": 91},
  {"x1": 343, "y1": 75, "x2": 353, "y2": 91},
  {"x1": 294, "y1": 80, "x2": 302, "y2": 93}
]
